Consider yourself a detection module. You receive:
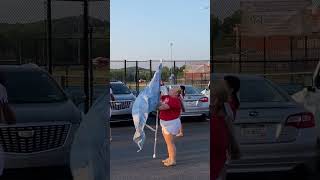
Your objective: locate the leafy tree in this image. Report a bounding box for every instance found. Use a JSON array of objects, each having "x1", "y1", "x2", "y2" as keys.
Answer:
[
  {"x1": 162, "y1": 66, "x2": 170, "y2": 81},
  {"x1": 221, "y1": 10, "x2": 241, "y2": 35},
  {"x1": 211, "y1": 16, "x2": 222, "y2": 41}
]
